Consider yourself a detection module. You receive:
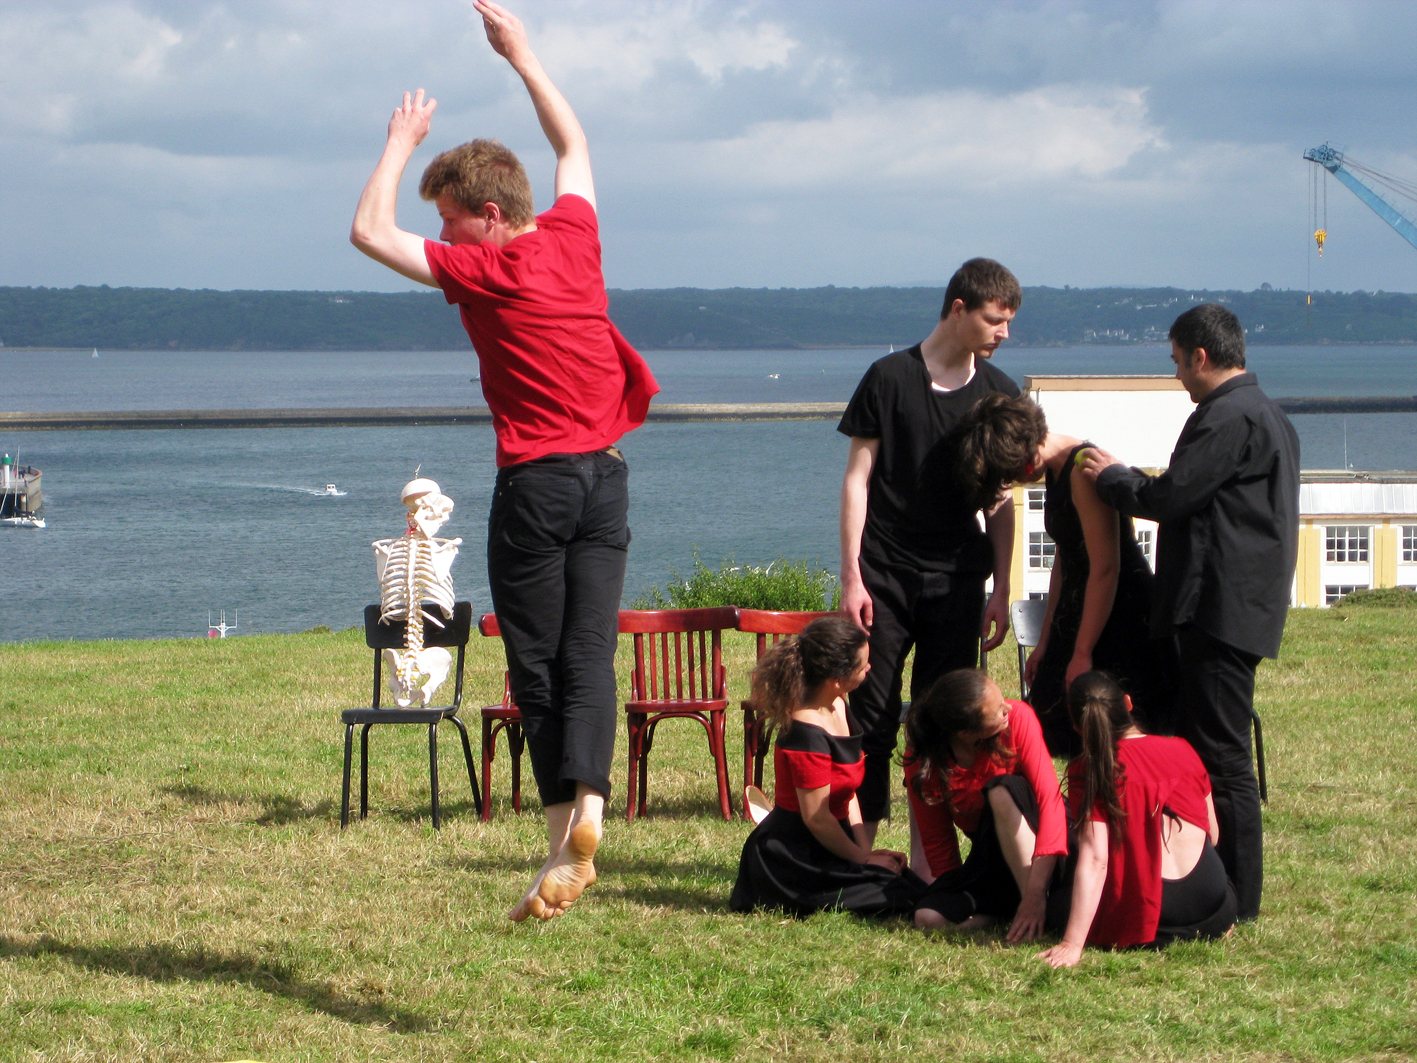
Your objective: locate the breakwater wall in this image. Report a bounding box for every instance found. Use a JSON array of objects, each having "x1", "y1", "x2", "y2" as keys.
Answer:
[
  {"x1": 0, "y1": 397, "x2": 1411, "y2": 431},
  {"x1": 0, "y1": 403, "x2": 850, "y2": 431}
]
